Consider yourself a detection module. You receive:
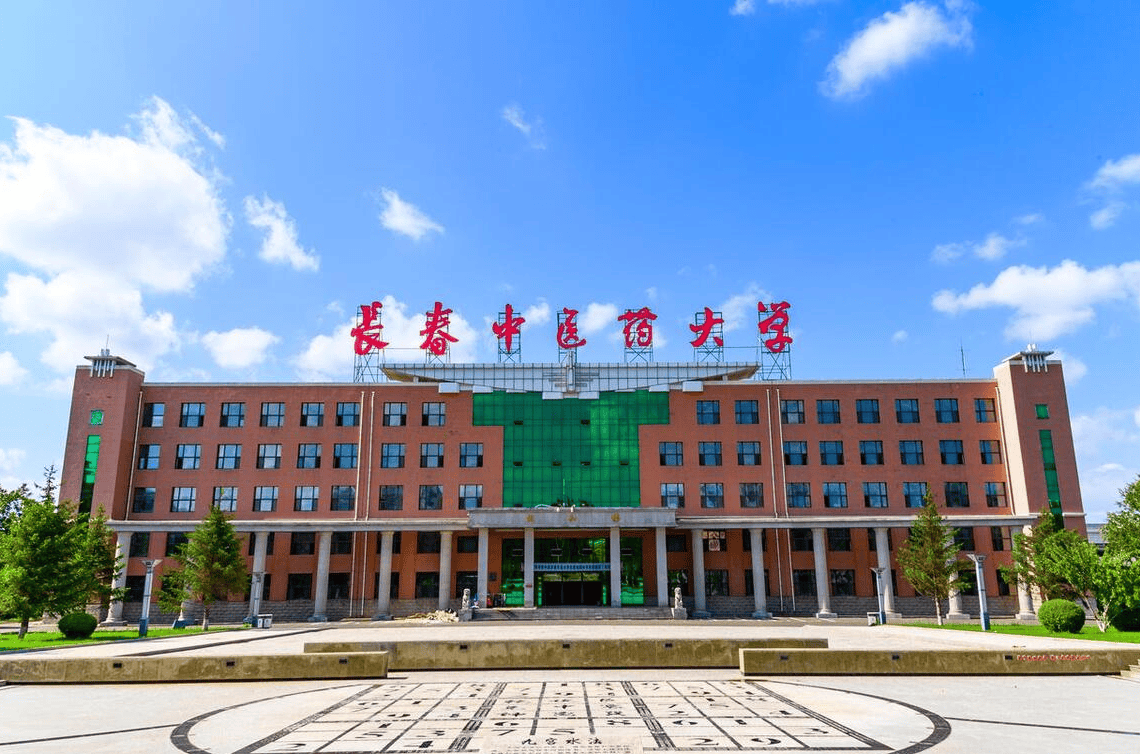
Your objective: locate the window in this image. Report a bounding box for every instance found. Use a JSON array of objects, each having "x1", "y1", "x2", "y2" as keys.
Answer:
[
  {"x1": 379, "y1": 485, "x2": 404, "y2": 511},
  {"x1": 165, "y1": 532, "x2": 188, "y2": 557},
  {"x1": 940, "y1": 440, "x2": 964, "y2": 465},
  {"x1": 699, "y1": 482, "x2": 724, "y2": 508},
  {"x1": 856, "y1": 399, "x2": 880, "y2": 424},
  {"x1": 420, "y1": 443, "x2": 444, "y2": 468},
  {"x1": 294, "y1": 485, "x2": 319, "y2": 512},
  {"x1": 780, "y1": 399, "x2": 805, "y2": 424},
  {"x1": 816, "y1": 399, "x2": 841, "y2": 424},
  {"x1": 415, "y1": 572, "x2": 439, "y2": 598},
  {"x1": 944, "y1": 481, "x2": 970, "y2": 508},
  {"x1": 128, "y1": 533, "x2": 150, "y2": 559},
  {"x1": 791, "y1": 529, "x2": 813, "y2": 551},
  {"x1": 419, "y1": 485, "x2": 443, "y2": 510},
  {"x1": 661, "y1": 483, "x2": 685, "y2": 509},
  {"x1": 819, "y1": 440, "x2": 844, "y2": 465},
  {"x1": 142, "y1": 402, "x2": 164, "y2": 428},
  {"x1": 859, "y1": 440, "x2": 883, "y2": 465},
  {"x1": 737, "y1": 441, "x2": 761, "y2": 466},
  {"x1": 380, "y1": 443, "x2": 405, "y2": 469},
  {"x1": 256, "y1": 443, "x2": 281, "y2": 469},
  {"x1": 705, "y1": 570, "x2": 730, "y2": 597},
  {"x1": 698, "y1": 441, "x2": 722, "y2": 466},
  {"x1": 457, "y1": 536, "x2": 479, "y2": 554},
  {"x1": 336, "y1": 401, "x2": 360, "y2": 427},
  {"x1": 935, "y1": 398, "x2": 960, "y2": 423},
  {"x1": 459, "y1": 443, "x2": 483, "y2": 468},
  {"x1": 383, "y1": 402, "x2": 407, "y2": 427},
  {"x1": 88, "y1": 409, "x2": 105, "y2": 426},
  {"x1": 220, "y1": 402, "x2": 245, "y2": 427},
  {"x1": 422, "y1": 402, "x2": 446, "y2": 426},
  {"x1": 975, "y1": 398, "x2": 996, "y2": 423},
  {"x1": 895, "y1": 398, "x2": 920, "y2": 423},
  {"x1": 696, "y1": 400, "x2": 720, "y2": 425},
  {"x1": 863, "y1": 481, "x2": 888, "y2": 508},
  {"x1": 899, "y1": 440, "x2": 925, "y2": 465},
  {"x1": 216, "y1": 444, "x2": 241, "y2": 470},
  {"x1": 792, "y1": 570, "x2": 817, "y2": 596},
  {"x1": 740, "y1": 482, "x2": 764, "y2": 508},
  {"x1": 213, "y1": 486, "x2": 237, "y2": 512},
  {"x1": 659, "y1": 442, "x2": 683, "y2": 466},
  {"x1": 980, "y1": 440, "x2": 1002, "y2": 464},
  {"x1": 786, "y1": 482, "x2": 811, "y2": 508},
  {"x1": 459, "y1": 484, "x2": 483, "y2": 509},
  {"x1": 297, "y1": 443, "x2": 321, "y2": 469},
  {"x1": 253, "y1": 486, "x2": 278, "y2": 512},
  {"x1": 823, "y1": 482, "x2": 848, "y2": 508},
  {"x1": 260, "y1": 402, "x2": 285, "y2": 427},
  {"x1": 417, "y1": 532, "x2": 441, "y2": 554},
  {"x1": 783, "y1": 441, "x2": 808, "y2": 465},
  {"x1": 300, "y1": 402, "x2": 324, "y2": 427},
  {"x1": 286, "y1": 573, "x2": 312, "y2": 599},
  {"x1": 830, "y1": 569, "x2": 856, "y2": 596},
  {"x1": 137, "y1": 444, "x2": 160, "y2": 470},
  {"x1": 331, "y1": 533, "x2": 353, "y2": 555},
  {"x1": 175, "y1": 444, "x2": 201, "y2": 470},
  {"x1": 954, "y1": 527, "x2": 976, "y2": 551},
  {"x1": 132, "y1": 487, "x2": 155, "y2": 513},
  {"x1": 991, "y1": 526, "x2": 1006, "y2": 551},
  {"x1": 179, "y1": 402, "x2": 205, "y2": 428},
  {"x1": 291, "y1": 532, "x2": 316, "y2": 555},
  {"x1": 171, "y1": 487, "x2": 196, "y2": 512},
  {"x1": 985, "y1": 481, "x2": 1007, "y2": 508},
  {"x1": 666, "y1": 534, "x2": 687, "y2": 552},
  {"x1": 827, "y1": 528, "x2": 851, "y2": 552},
  {"x1": 1035, "y1": 403, "x2": 1050, "y2": 419},
  {"x1": 903, "y1": 482, "x2": 928, "y2": 508},
  {"x1": 331, "y1": 485, "x2": 355, "y2": 511},
  {"x1": 333, "y1": 443, "x2": 358, "y2": 469},
  {"x1": 735, "y1": 400, "x2": 759, "y2": 424}
]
